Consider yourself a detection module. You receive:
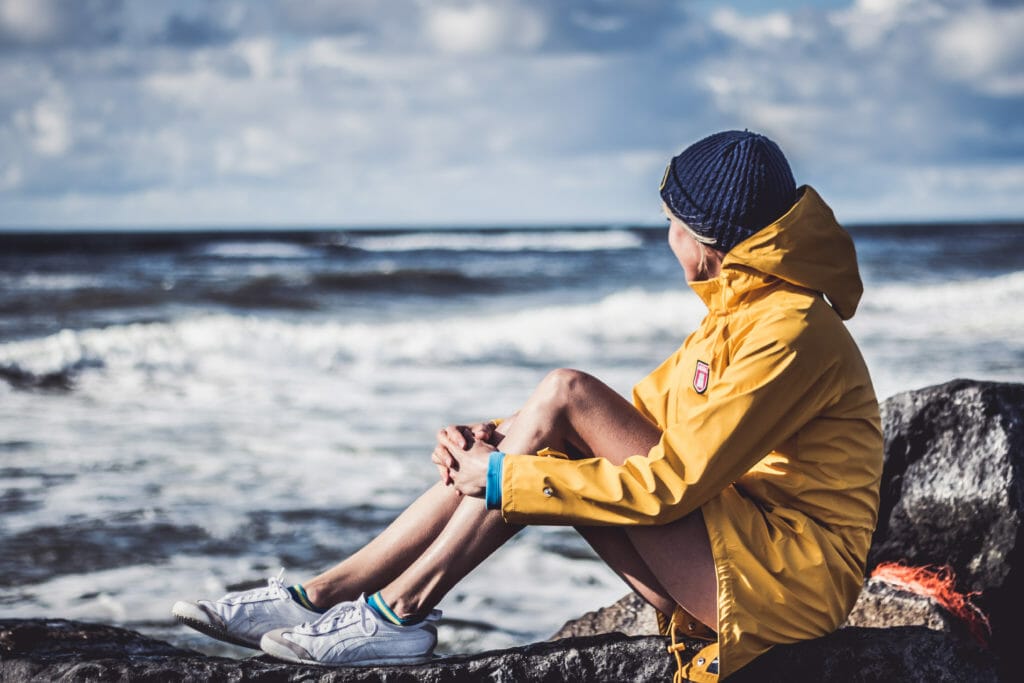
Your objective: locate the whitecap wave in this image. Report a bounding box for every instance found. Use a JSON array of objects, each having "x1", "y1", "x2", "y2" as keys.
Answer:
[
  {"x1": 4, "y1": 271, "x2": 1021, "y2": 404},
  {"x1": 197, "y1": 241, "x2": 320, "y2": 259},
  {"x1": 350, "y1": 229, "x2": 645, "y2": 253},
  {"x1": 856, "y1": 270, "x2": 1024, "y2": 340},
  {"x1": 0, "y1": 288, "x2": 702, "y2": 381}
]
